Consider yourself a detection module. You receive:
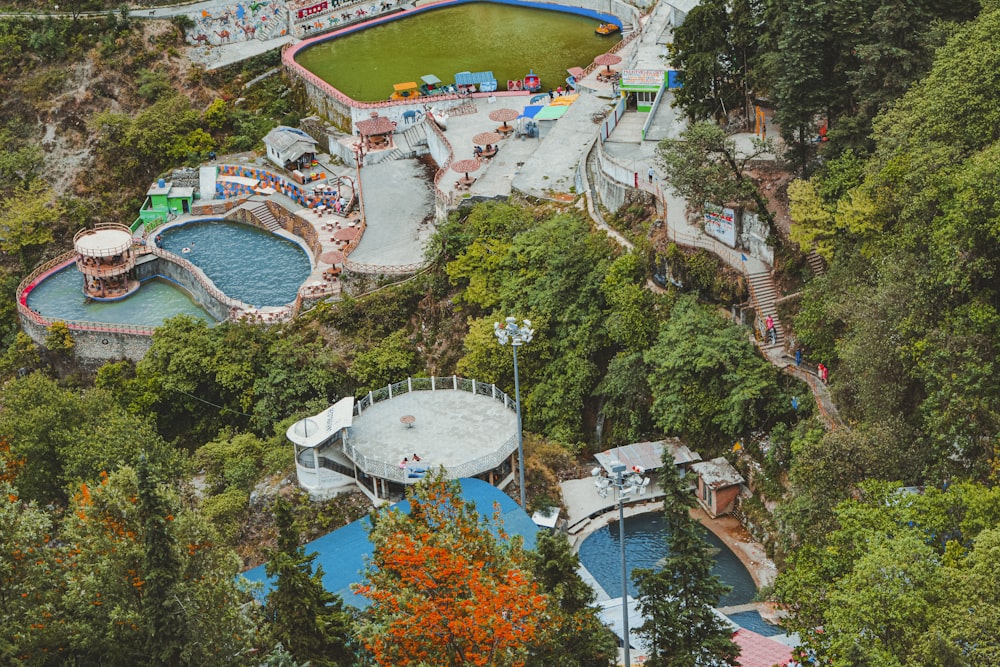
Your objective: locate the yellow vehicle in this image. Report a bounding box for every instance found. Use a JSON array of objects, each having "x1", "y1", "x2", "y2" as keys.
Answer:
[
  {"x1": 390, "y1": 82, "x2": 421, "y2": 100},
  {"x1": 595, "y1": 23, "x2": 620, "y2": 35}
]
